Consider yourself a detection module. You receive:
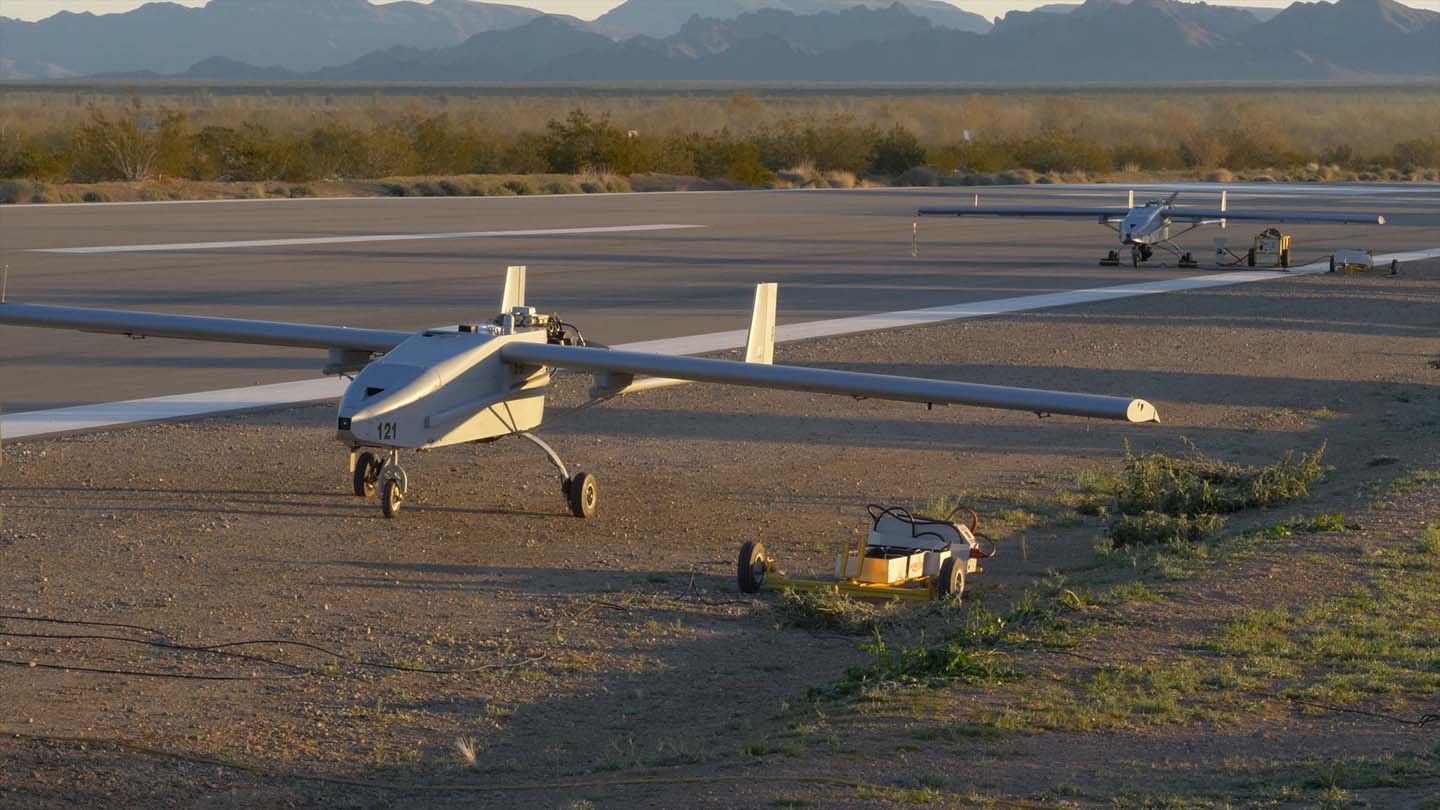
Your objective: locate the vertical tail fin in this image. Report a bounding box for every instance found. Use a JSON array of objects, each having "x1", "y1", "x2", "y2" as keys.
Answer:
[
  {"x1": 1220, "y1": 189, "x2": 1228, "y2": 230},
  {"x1": 745, "y1": 282, "x2": 777, "y2": 365},
  {"x1": 500, "y1": 265, "x2": 526, "y2": 313}
]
